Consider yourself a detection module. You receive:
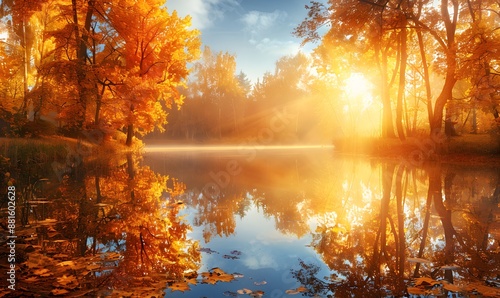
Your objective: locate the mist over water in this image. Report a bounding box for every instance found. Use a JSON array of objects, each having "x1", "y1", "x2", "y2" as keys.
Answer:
[{"x1": 143, "y1": 144, "x2": 335, "y2": 153}]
